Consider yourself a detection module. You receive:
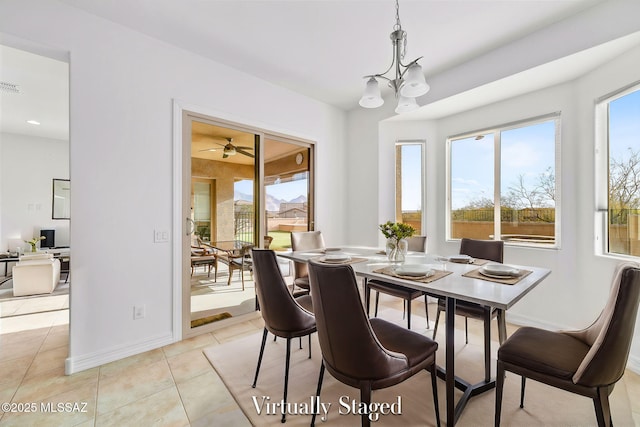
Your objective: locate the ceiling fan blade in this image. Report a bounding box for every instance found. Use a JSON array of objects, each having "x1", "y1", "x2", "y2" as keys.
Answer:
[
  {"x1": 236, "y1": 149, "x2": 255, "y2": 158},
  {"x1": 235, "y1": 146, "x2": 254, "y2": 150}
]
